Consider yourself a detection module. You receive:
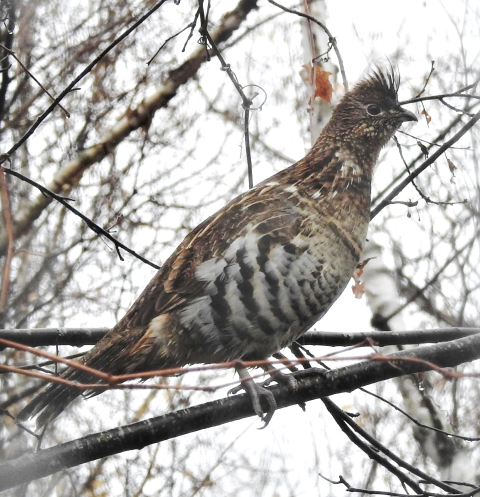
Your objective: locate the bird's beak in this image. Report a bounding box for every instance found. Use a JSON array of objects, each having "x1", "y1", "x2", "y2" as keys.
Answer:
[{"x1": 398, "y1": 107, "x2": 418, "y2": 123}]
